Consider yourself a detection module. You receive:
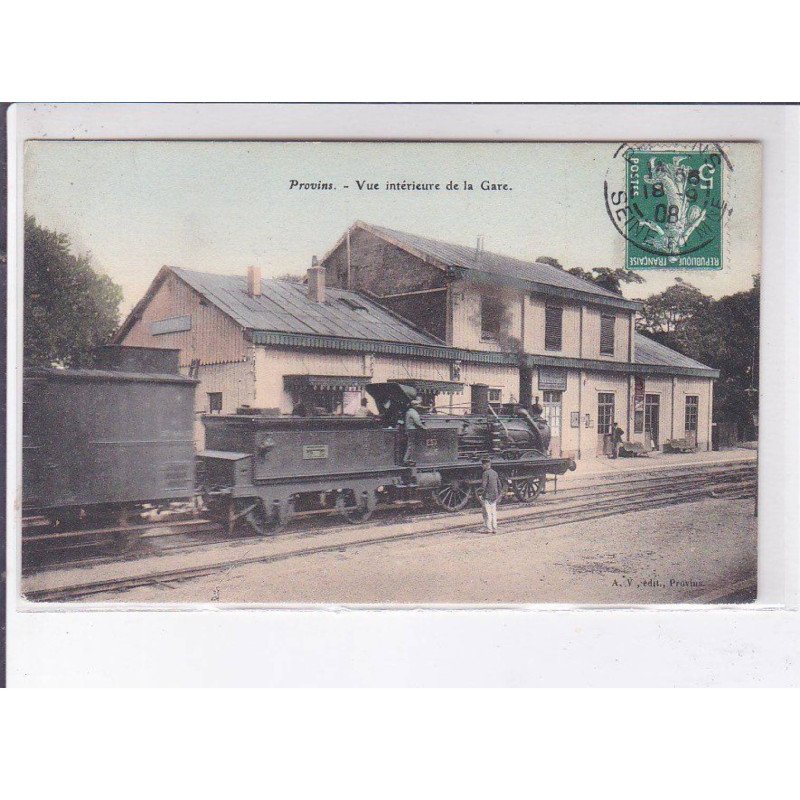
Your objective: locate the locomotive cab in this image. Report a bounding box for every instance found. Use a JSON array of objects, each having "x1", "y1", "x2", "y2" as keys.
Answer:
[{"x1": 365, "y1": 381, "x2": 418, "y2": 426}]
